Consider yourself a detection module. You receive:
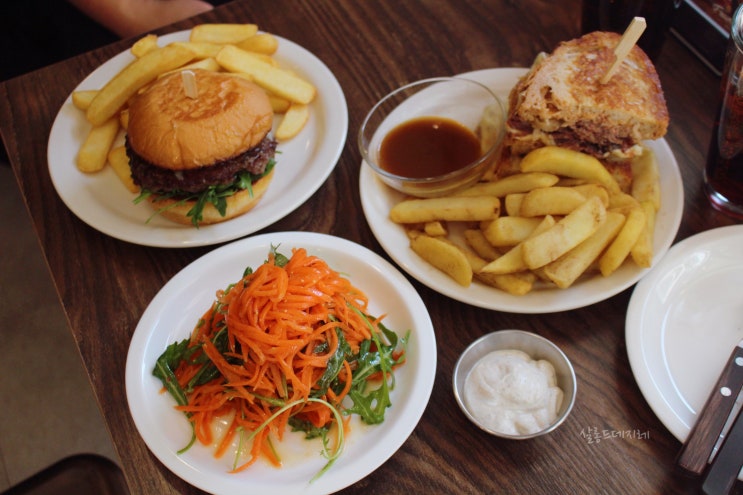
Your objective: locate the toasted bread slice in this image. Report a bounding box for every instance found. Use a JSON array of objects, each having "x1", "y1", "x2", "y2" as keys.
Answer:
[{"x1": 504, "y1": 31, "x2": 668, "y2": 165}]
